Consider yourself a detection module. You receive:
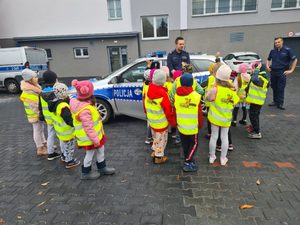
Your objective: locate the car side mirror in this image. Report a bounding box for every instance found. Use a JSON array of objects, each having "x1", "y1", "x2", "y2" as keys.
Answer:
[{"x1": 109, "y1": 76, "x2": 118, "y2": 84}]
